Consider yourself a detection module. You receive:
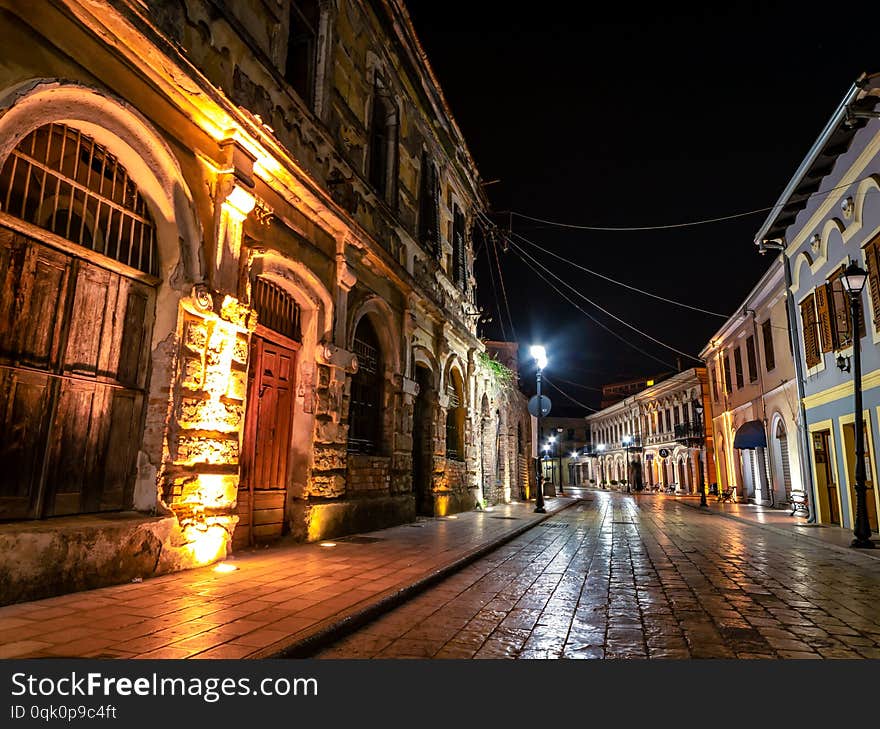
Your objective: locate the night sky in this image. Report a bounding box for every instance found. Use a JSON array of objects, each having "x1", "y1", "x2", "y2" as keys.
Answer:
[{"x1": 406, "y1": 1, "x2": 879, "y2": 414}]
